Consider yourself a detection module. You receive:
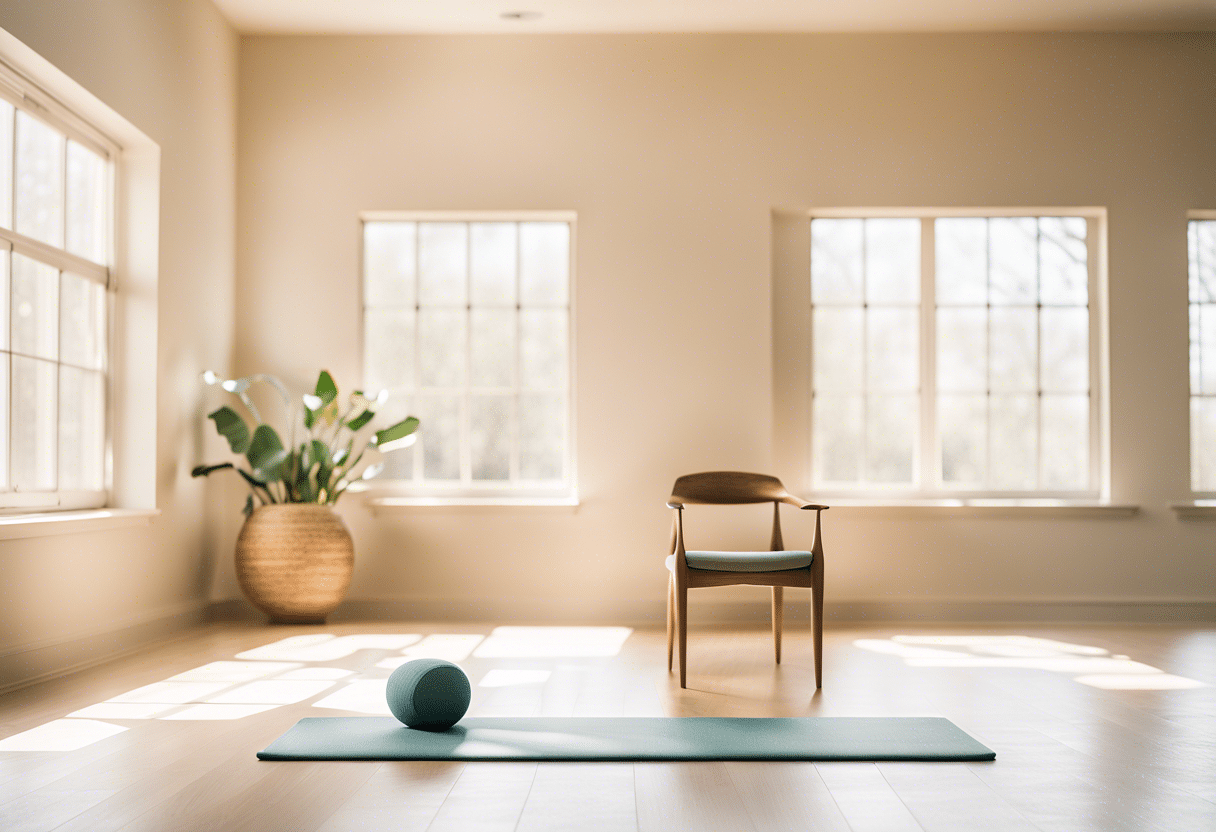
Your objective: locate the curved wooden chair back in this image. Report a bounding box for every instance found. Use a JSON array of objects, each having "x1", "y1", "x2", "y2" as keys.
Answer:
[{"x1": 669, "y1": 471, "x2": 791, "y2": 506}]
